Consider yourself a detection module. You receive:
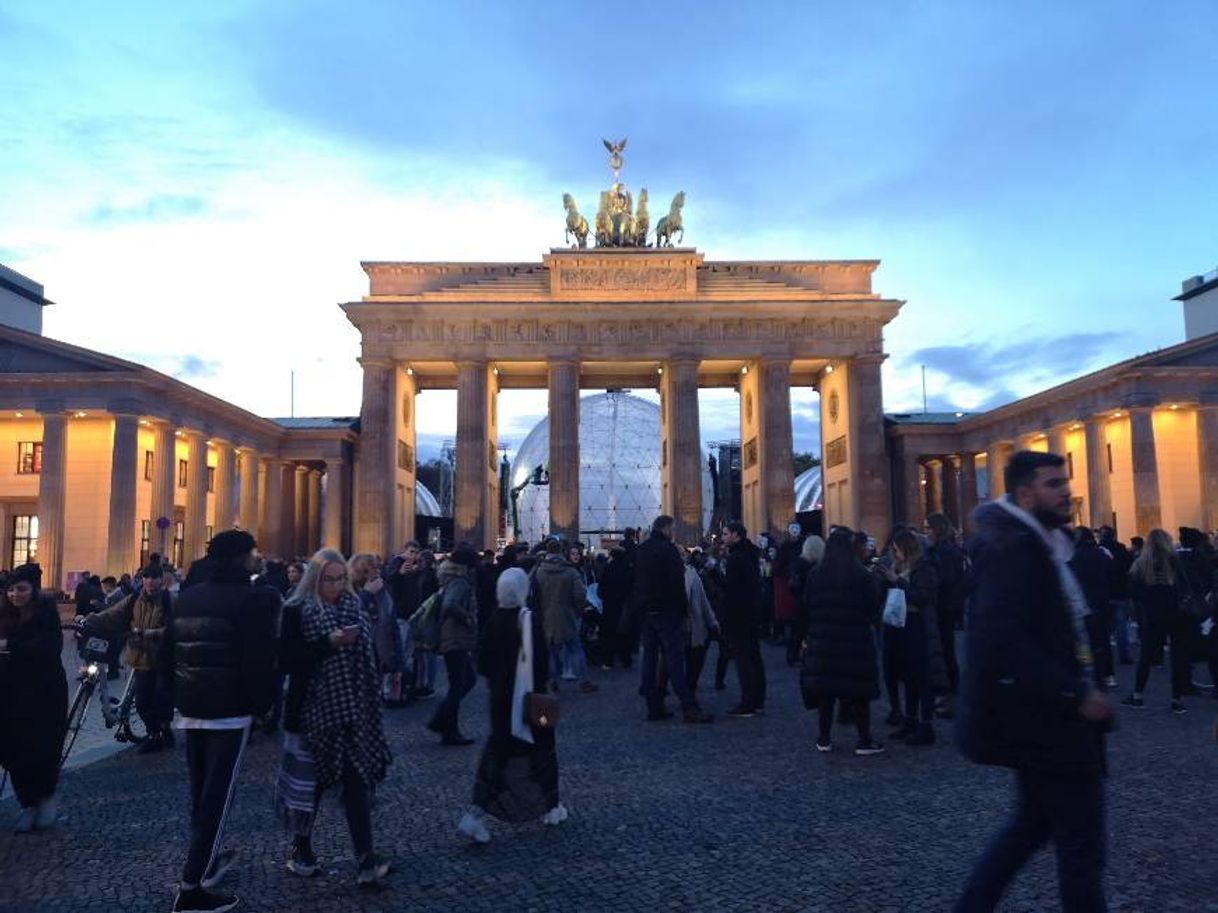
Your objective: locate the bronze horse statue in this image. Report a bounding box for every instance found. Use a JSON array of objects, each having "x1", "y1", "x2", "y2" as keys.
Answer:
[
  {"x1": 655, "y1": 191, "x2": 685, "y2": 247},
  {"x1": 562, "y1": 193, "x2": 590, "y2": 249}
]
